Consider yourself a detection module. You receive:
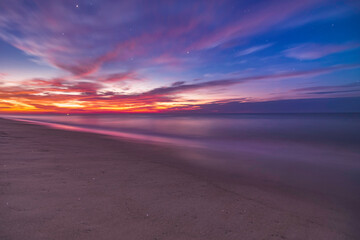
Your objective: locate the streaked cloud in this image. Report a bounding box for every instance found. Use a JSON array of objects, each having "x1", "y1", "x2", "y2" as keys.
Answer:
[
  {"x1": 0, "y1": 63, "x2": 358, "y2": 112},
  {"x1": 293, "y1": 82, "x2": 360, "y2": 95},
  {"x1": 236, "y1": 43, "x2": 274, "y2": 56},
  {"x1": 284, "y1": 42, "x2": 360, "y2": 60},
  {"x1": 181, "y1": 97, "x2": 360, "y2": 113}
]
